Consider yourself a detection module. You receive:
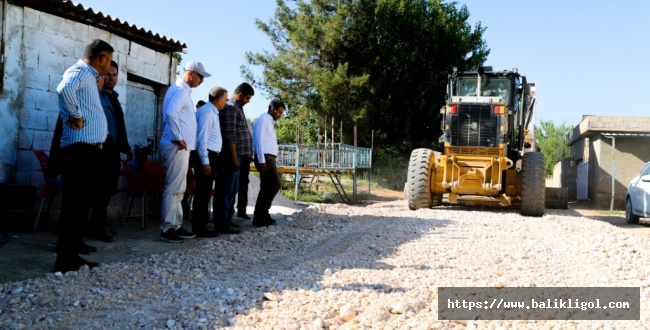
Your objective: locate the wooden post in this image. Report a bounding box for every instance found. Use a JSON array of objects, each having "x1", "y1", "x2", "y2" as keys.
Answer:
[
  {"x1": 331, "y1": 116, "x2": 334, "y2": 146},
  {"x1": 295, "y1": 125, "x2": 299, "y2": 144},
  {"x1": 353, "y1": 125, "x2": 357, "y2": 200},
  {"x1": 369, "y1": 130, "x2": 373, "y2": 193},
  {"x1": 340, "y1": 121, "x2": 343, "y2": 144},
  {"x1": 295, "y1": 146, "x2": 300, "y2": 202},
  {"x1": 323, "y1": 116, "x2": 327, "y2": 148},
  {"x1": 331, "y1": 116, "x2": 334, "y2": 167},
  {"x1": 323, "y1": 116, "x2": 327, "y2": 159}
]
